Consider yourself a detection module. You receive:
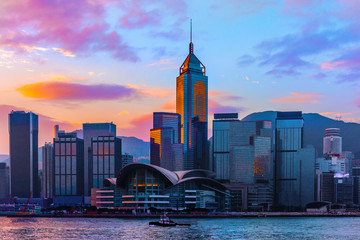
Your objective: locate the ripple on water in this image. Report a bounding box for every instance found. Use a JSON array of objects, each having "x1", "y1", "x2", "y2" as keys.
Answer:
[{"x1": 0, "y1": 217, "x2": 360, "y2": 240}]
